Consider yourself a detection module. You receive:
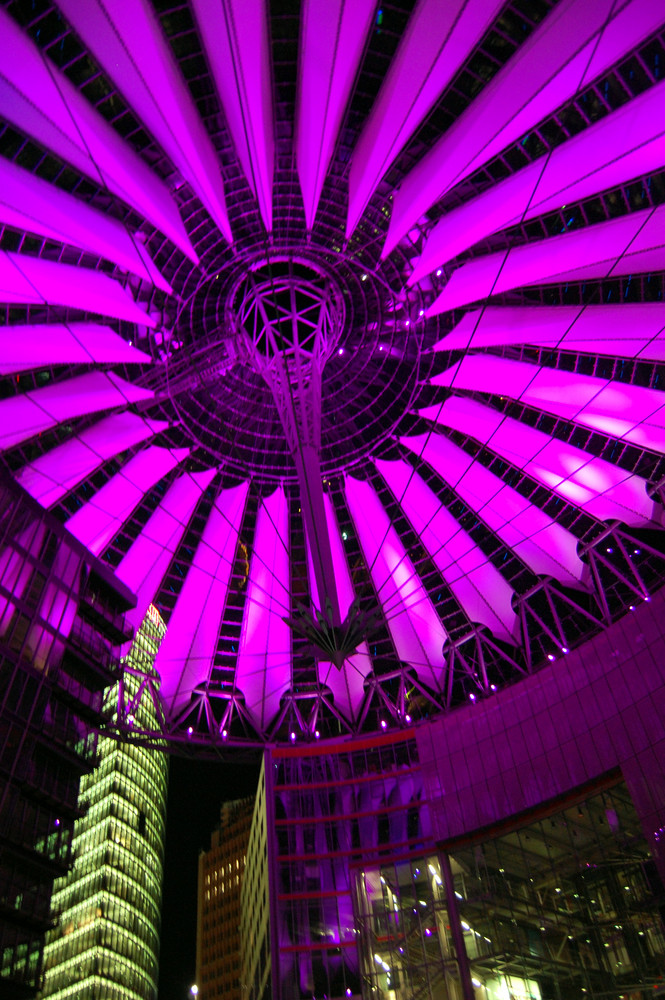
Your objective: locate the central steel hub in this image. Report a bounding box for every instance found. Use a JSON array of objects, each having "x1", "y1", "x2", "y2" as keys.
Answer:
[{"x1": 229, "y1": 258, "x2": 345, "y2": 381}]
